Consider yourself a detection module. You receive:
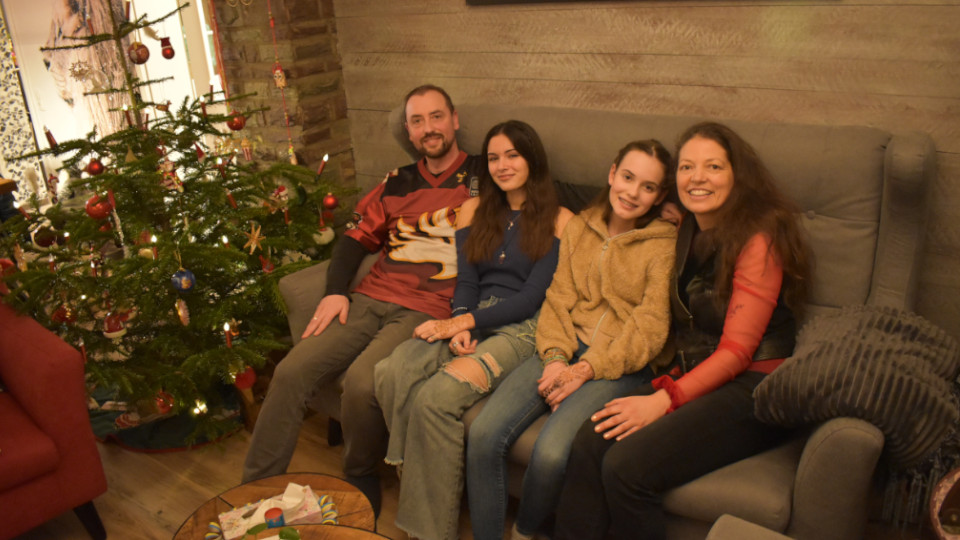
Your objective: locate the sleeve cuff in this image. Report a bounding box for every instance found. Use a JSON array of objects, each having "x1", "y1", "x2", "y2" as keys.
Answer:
[{"x1": 652, "y1": 375, "x2": 682, "y2": 412}]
